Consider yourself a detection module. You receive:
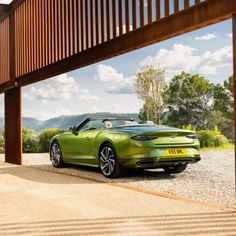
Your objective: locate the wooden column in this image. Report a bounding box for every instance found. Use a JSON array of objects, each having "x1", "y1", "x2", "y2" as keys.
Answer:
[
  {"x1": 233, "y1": 14, "x2": 236, "y2": 193},
  {"x1": 5, "y1": 87, "x2": 22, "y2": 165},
  {"x1": 4, "y1": 9, "x2": 22, "y2": 165}
]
